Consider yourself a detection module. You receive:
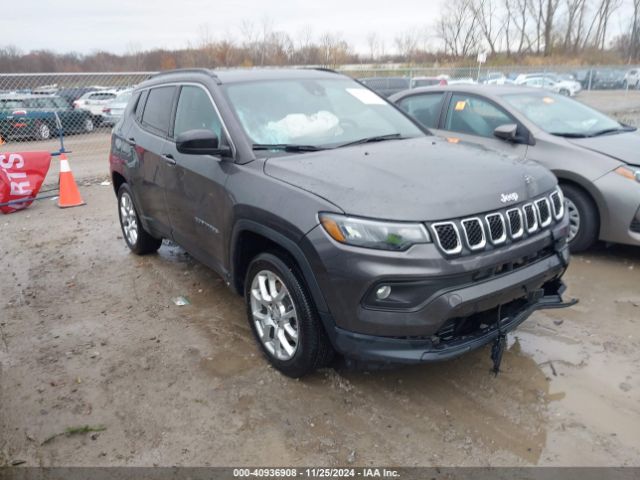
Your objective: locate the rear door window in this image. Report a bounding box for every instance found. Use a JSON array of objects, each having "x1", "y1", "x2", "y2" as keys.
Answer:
[
  {"x1": 141, "y1": 86, "x2": 176, "y2": 136},
  {"x1": 396, "y1": 92, "x2": 445, "y2": 128}
]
